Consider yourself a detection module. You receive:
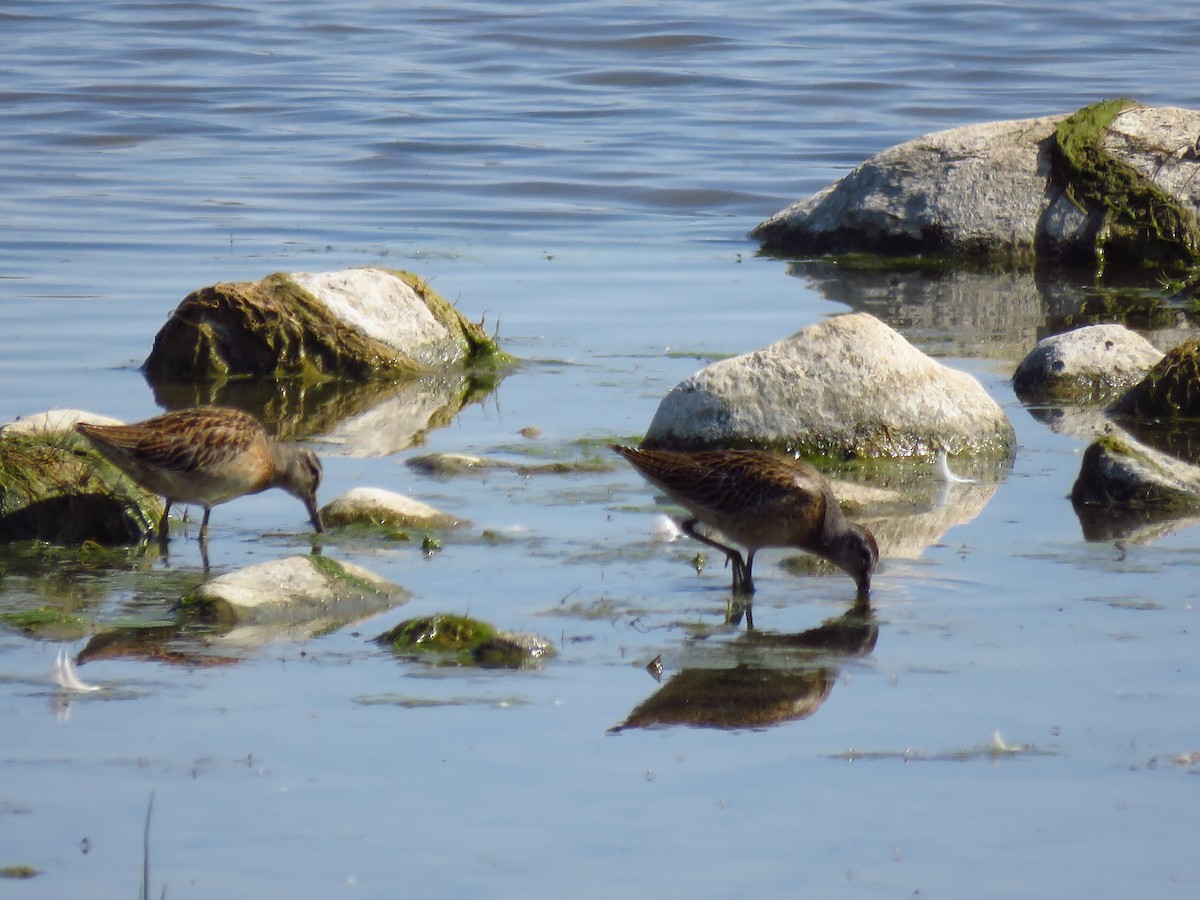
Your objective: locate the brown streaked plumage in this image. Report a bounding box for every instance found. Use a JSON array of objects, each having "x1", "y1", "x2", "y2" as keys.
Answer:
[
  {"x1": 75, "y1": 407, "x2": 324, "y2": 544},
  {"x1": 612, "y1": 445, "x2": 878, "y2": 598}
]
